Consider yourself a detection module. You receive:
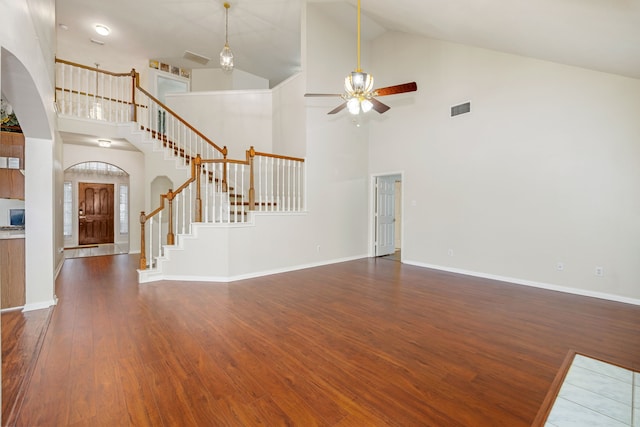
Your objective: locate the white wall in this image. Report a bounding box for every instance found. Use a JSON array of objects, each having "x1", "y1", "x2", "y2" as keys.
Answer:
[
  {"x1": 63, "y1": 144, "x2": 145, "y2": 253},
  {"x1": 272, "y1": 72, "x2": 306, "y2": 158},
  {"x1": 2, "y1": 0, "x2": 59, "y2": 311},
  {"x1": 166, "y1": 90, "x2": 274, "y2": 159},
  {"x1": 191, "y1": 68, "x2": 269, "y2": 91},
  {"x1": 367, "y1": 32, "x2": 640, "y2": 302},
  {"x1": 25, "y1": 137, "x2": 57, "y2": 308}
]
